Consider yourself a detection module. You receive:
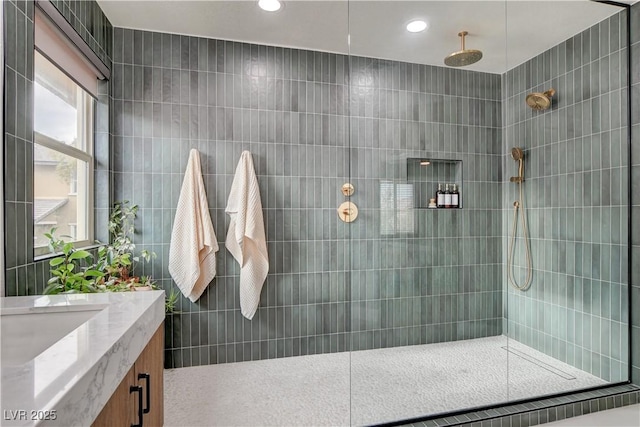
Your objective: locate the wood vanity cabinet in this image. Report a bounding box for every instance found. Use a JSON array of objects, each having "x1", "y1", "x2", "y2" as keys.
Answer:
[
  {"x1": 92, "y1": 366, "x2": 137, "y2": 426},
  {"x1": 92, "y1": 323, "x2": 164, "y2": 427}
]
